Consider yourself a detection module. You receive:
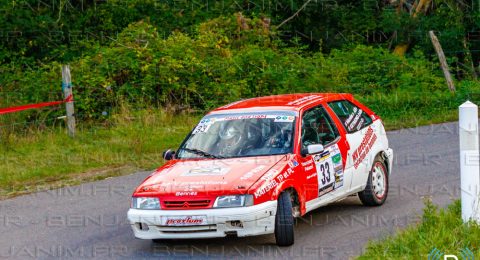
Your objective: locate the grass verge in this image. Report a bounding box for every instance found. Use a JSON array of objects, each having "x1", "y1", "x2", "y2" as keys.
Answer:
[
  {"x1": 358, "y1": 200, "x2": 480, "y2": 259},
  {"x1": 0, "y1": 107, "x2": 198, "y2": 199}
]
